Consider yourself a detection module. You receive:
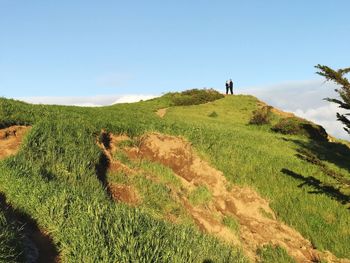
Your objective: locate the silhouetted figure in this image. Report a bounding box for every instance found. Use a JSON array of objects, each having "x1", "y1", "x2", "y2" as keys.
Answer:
[
  {"x1": 225, "y1": 80, "x2": 230, "y2": 94},
  {"x1": 229, "y1": 79, "x2": 233, "y2": 94}
]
